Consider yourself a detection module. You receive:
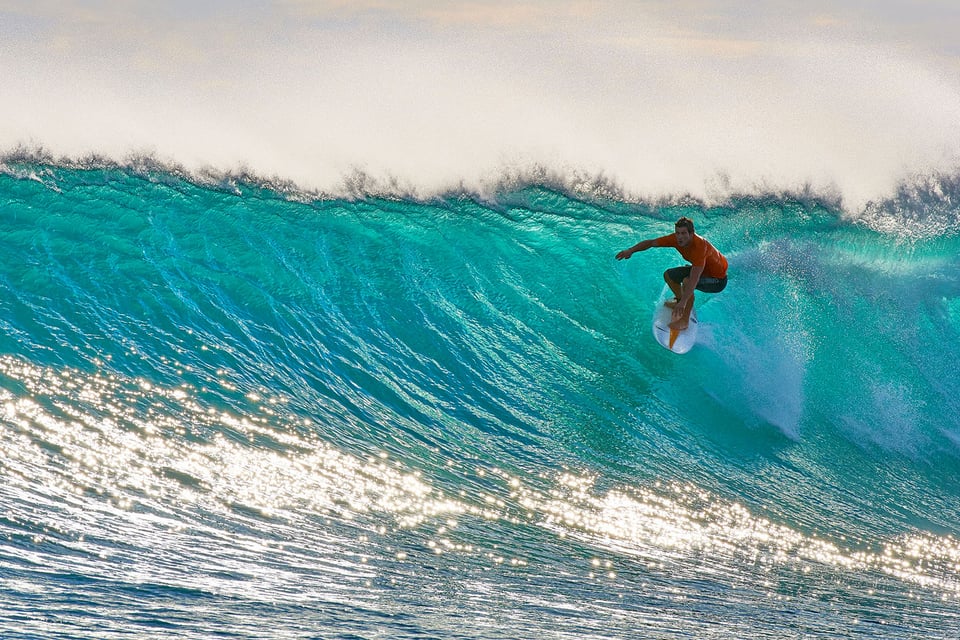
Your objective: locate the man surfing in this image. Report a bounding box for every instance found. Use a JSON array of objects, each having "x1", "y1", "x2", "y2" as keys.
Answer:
[{"x1": 615, "y1": 217, "x2": 728, "y2": 331}]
